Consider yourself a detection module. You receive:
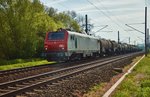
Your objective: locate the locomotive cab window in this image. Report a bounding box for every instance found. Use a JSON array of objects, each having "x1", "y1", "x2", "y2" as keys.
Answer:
[{"x1": 48, "y1": 32, "x2": 65, "y2": 40}]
